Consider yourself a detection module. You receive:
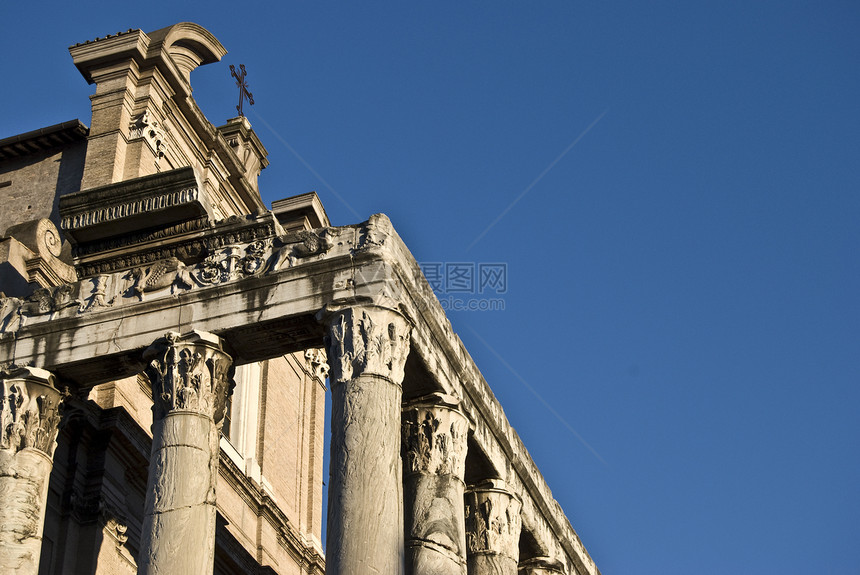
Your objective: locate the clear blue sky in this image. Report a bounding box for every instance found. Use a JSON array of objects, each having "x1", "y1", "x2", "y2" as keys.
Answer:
[{"x1": 3, "y1": 2, "x2": 859, "y2": 573}]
